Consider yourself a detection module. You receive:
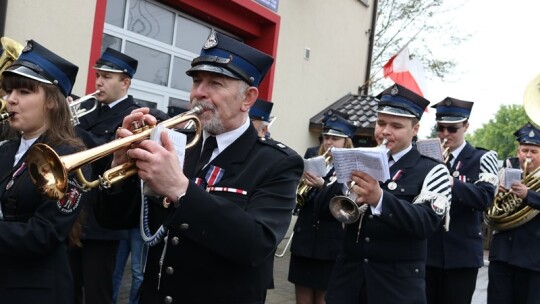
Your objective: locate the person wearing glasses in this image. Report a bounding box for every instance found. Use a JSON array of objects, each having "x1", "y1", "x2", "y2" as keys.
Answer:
[
  {"x1": 425, "y1": 98, "x2": 499, "y2": 304},
  {"x1": 326, "y1": 84, "x2": 452, "y2": 304}
]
